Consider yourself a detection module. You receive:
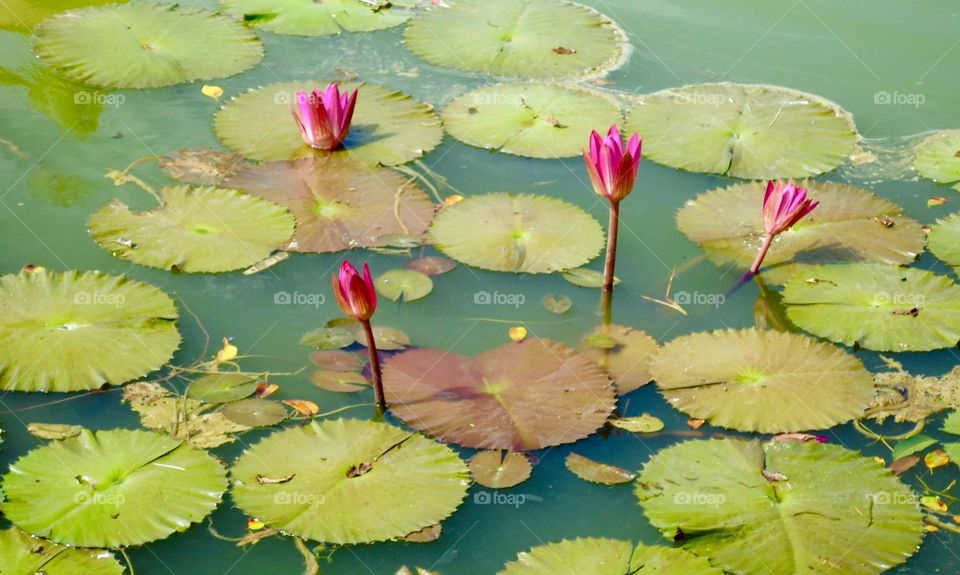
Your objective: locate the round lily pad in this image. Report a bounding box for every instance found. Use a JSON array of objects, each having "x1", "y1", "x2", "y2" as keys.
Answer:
[
  {"x1": 186, "y1": 373, "x2": 259, "y2": 403},
  {"x1": 0, "y1": 527, "x2": 123, "y2": 574},
  {"x1": 300, "y1": 326, "x2": 356, "y2": 349},
  {"x1": 310, "y1": 350, "x2": 363, "y2": 372},
  {"x1": 636, "y1": 439, "x2": 923, "y2": 575},
  {"x1": 927, "y1": 212, "x2": 960, "y2": 269},
  {"x1": 2, "y1": 429, "x2": 228, "y2": 548},
  {"x1": 221, "y1": 0, "x2": 422, "y2": 36},
  {"x1": 442, "y1": 83, "x2": 622, "y2": 158},
  {"x1": 214, "y1": 81, "x2": 442, "y2": 165},
  {"x1": 383, "y1": 338, "x2": 615, "y2": 450},
  {"x1": 222, "y1": 399, "x2": 288, "y2": 427},
  {"x1": 782, "y1": 264, "x2": 960, "y2": 352},
  {"x1": 0, "y1": 270, "x2": 180, "y2": 392},
  {"x1": 469, "y1": 451, "x2": 532, "y2": 489},
  {"x1": 89, "y1": 186, "x2": 295, "y2": 273},
  {"x1": 677, "y1": 180, "x2": 925, "y2": 283},
  {"x1": 498, "y1": 538, "x2": 724, "y2": 575},
  {"x1": 650, "y1": 328, "x2": 874, "y2": 433},
  {"x1": 375, "y1": 269, "x2": 433, "y2": 302},
  {"x1": 33, "y1": 3, "x2": 263, "y2": 89},
  {"x1": 429, "y1": 193, "x2": 604, "y2": 273},
  {"x1": 406, "y1": 256, "x2": 456, "y2": 276},
  {"x1": 624, "y1": 83, "x2": 857, "y2": 179},
  {"x1": 913, "y1": 129, "x2": 960, "y2": 188},
  {"x1": 224, "y1": 156, "x2": 434, "y2": 253},
  {"x1": 311, "y1": 369, "x2": 368, "y2": 393},
  {"x1": 0, "y1": 0, "x2": 125, "y2": 32},
  {"x1": 404, "y1": 0, "x2": 625, "y2": 79},
  {"x1": 230, "y1": 419, "x2": 470, "y2": 544},
  {"x1": 579, "y1": 324, "x2": 659, "y2": 394}
]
